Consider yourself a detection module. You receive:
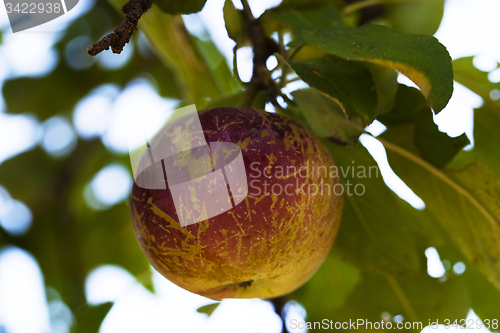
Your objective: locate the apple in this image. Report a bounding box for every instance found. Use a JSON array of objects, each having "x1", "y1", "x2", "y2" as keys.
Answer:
[{"x1": 130, "y1": 106, "x2": 343, "y2": 299}]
